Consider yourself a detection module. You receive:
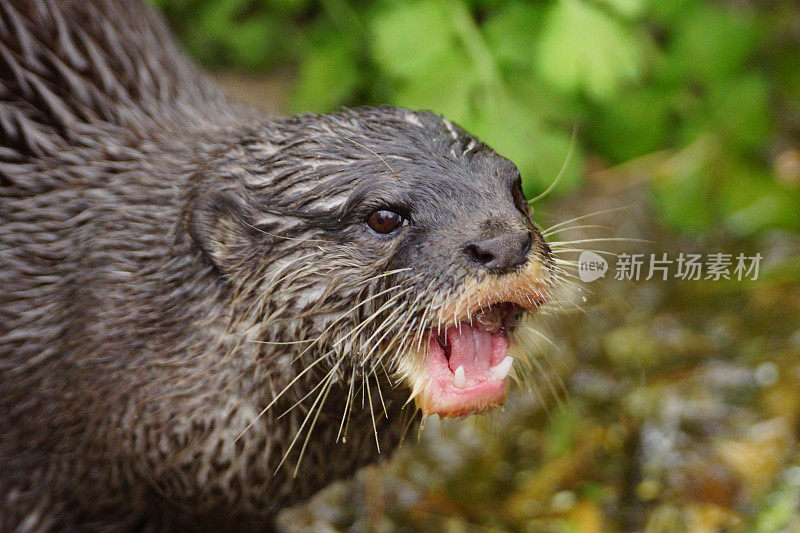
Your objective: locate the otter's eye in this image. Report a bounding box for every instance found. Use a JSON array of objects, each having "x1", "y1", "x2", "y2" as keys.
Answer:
[{"x1": 366, "y1": 209, "x2": 405, "y2": 234}]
